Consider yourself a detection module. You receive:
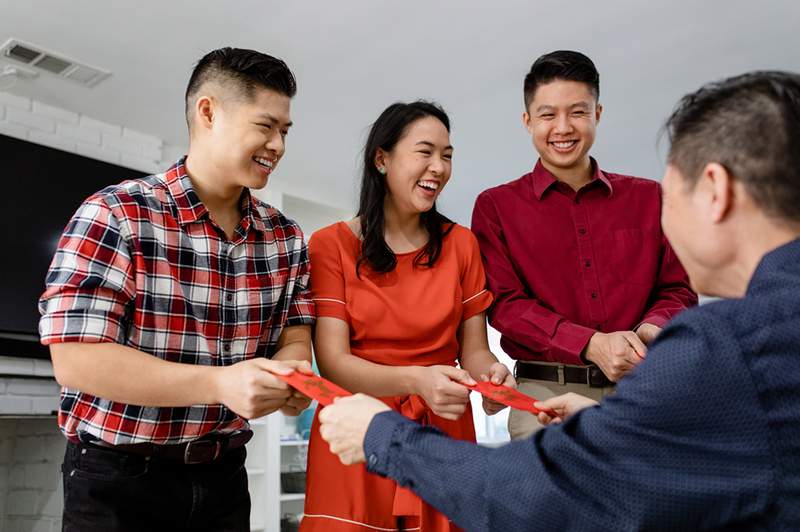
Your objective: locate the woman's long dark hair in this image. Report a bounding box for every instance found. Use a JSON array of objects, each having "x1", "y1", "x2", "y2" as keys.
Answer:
[{"x1": 356, "y1": 101, "x2": 454, "y2": 277}]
